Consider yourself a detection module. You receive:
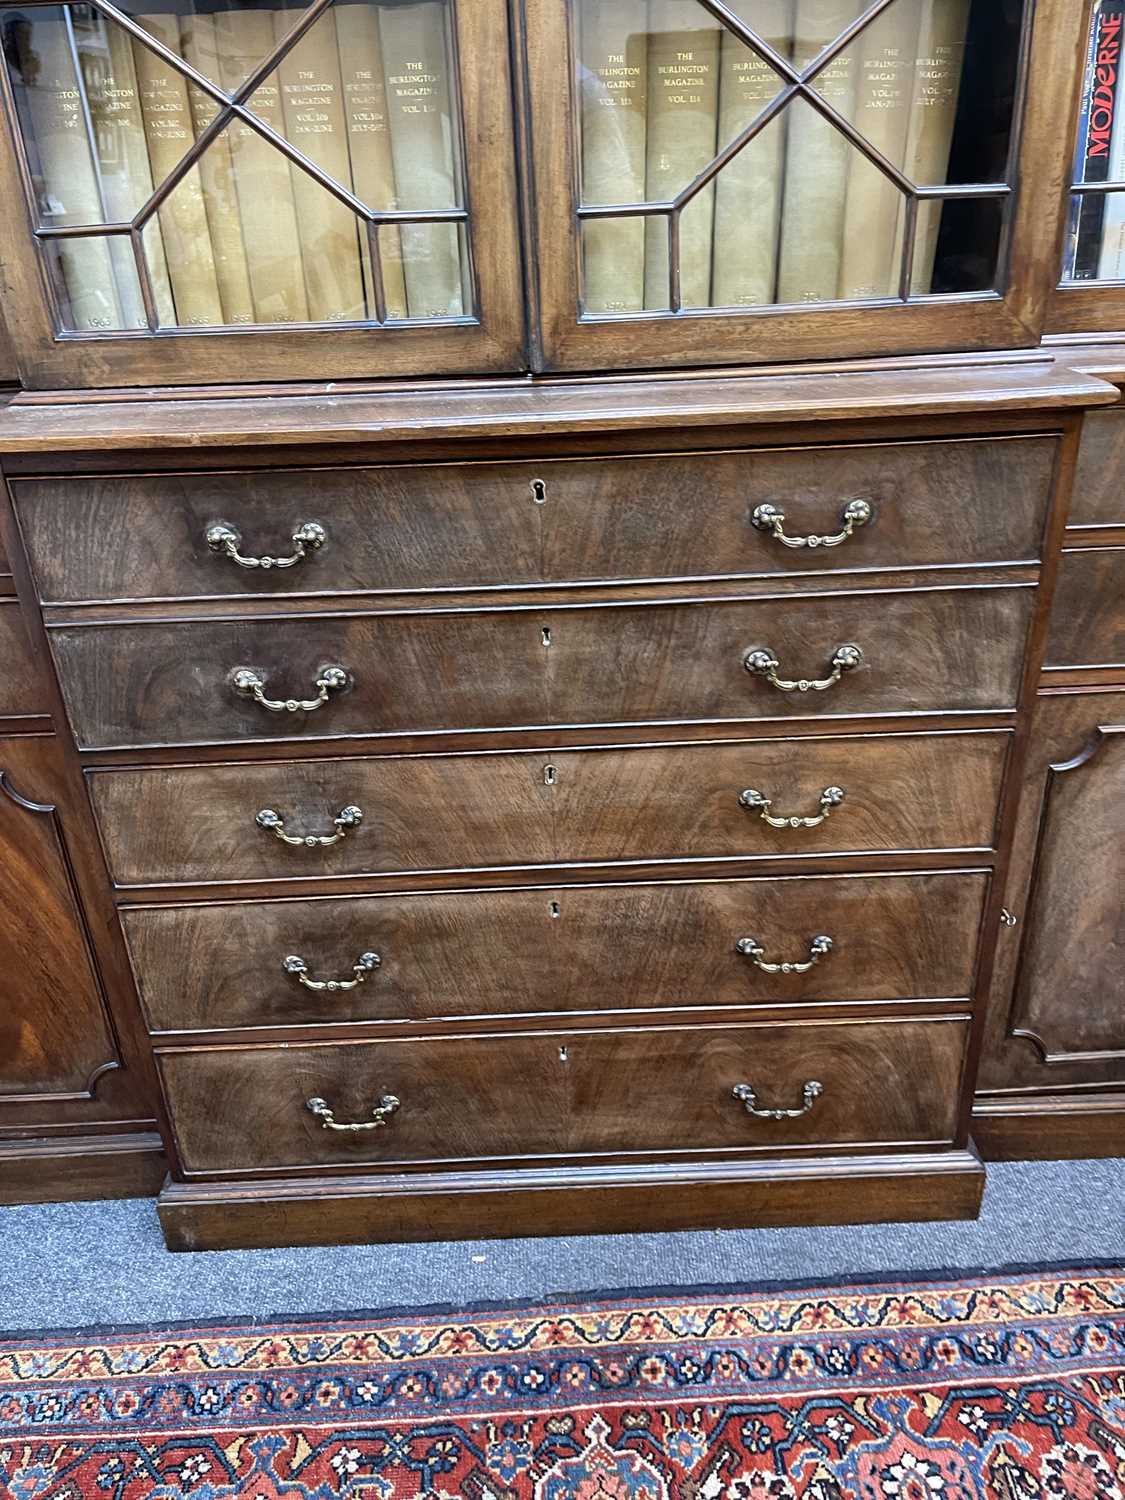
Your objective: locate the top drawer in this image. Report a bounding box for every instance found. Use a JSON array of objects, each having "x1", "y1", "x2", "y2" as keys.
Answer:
[{"x1": 13, "y1": 436, "x2": 1056, "y2": 605}]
